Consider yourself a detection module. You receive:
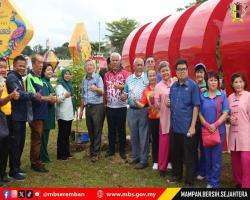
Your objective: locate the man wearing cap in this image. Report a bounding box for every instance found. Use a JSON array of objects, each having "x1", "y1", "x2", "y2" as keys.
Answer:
[{"x1": 194, "y1": 63, "x2": 207, "y2": 181}]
